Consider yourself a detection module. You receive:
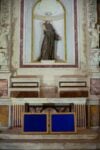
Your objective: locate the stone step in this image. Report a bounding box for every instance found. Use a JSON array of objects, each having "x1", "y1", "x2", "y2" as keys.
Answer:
[
  {"x1": 0, "y1": 129, "x2": 99, "y2": 150},
  {"x1": 0, "y1": 133, "x2": 98, "y2": 140},
  {"x1": 0, "y1": 142, "x2": 99, "y2": 150}
]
